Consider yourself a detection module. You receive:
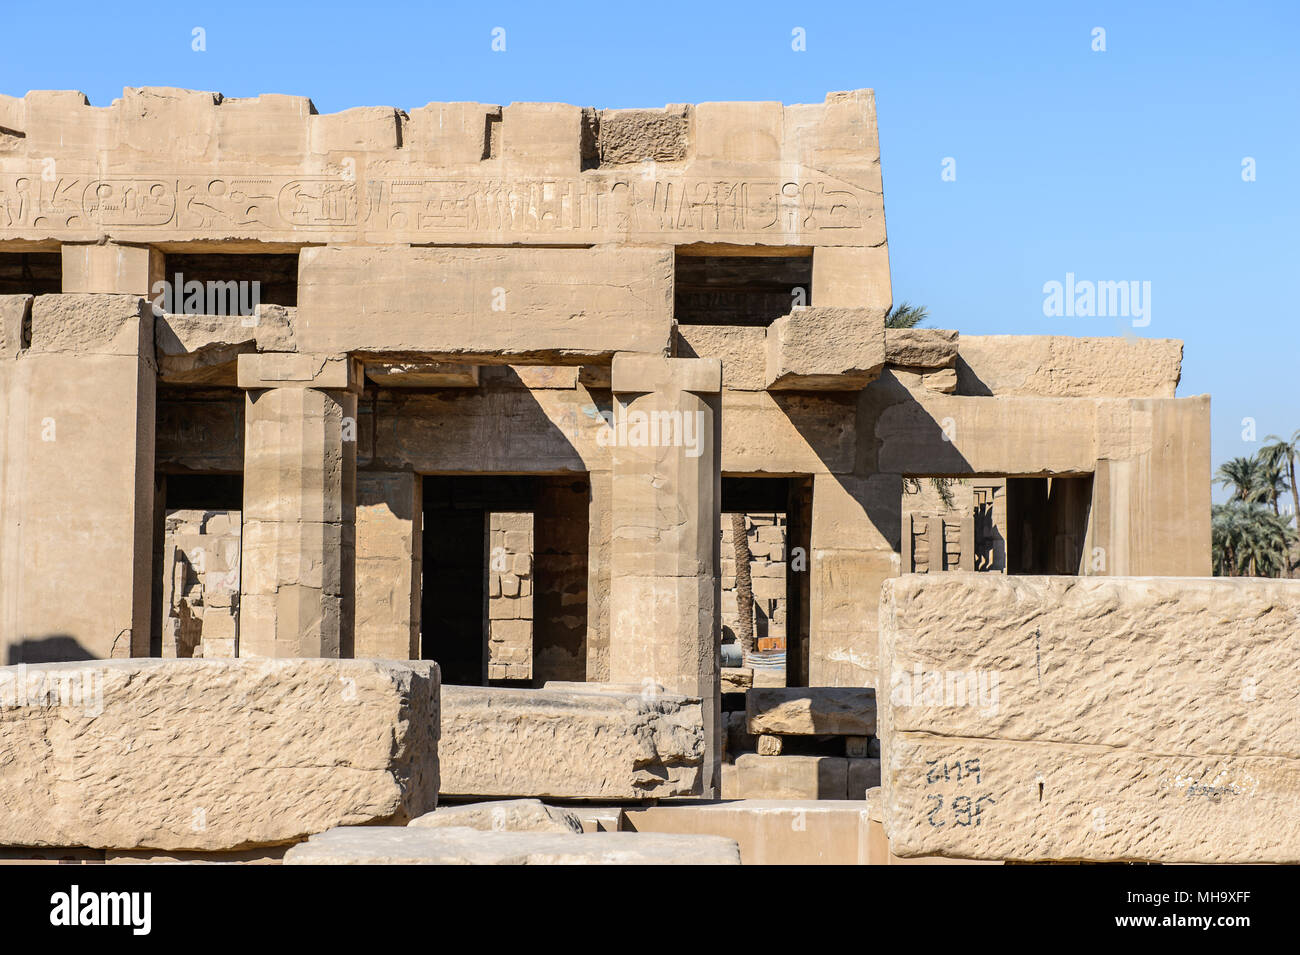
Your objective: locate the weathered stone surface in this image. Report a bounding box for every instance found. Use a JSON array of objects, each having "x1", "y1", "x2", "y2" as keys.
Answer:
[
  {"x1": 957, "y1": 336, "x2": 1182, "y2": 398},
  {"x1": 879, "y1": 575, "x2": 1300, "y2": 863},
  {"x1": 409, "y1": 799, "x2": 582, "y2": 834},
  {"x1": 721, "y1": 666, "x2": 753, "y2": 691},
  {"x1": 746, "y1": 687, "x2": 877, "y2": 736},
  {"x1": 0, "y1": 659, "x2": 440, "y2": 851},
  {"x1": 675, "y1": 324, "x2": 767, "y2": 391},
  {"x1": 885, "y1": 328, "x2": 957, "y2": 369},
  {"x1": 0, "y1": 294, "x2": 30, "y2": 359},
  {"x1": 27, "y1": 293, "x2": 151, "y2": 356},
  {"x1": 284, "y1": 825, "x2": 741, "y2": 864},
  {"x1": 439, "y1": 685, "x2": 704, "y2": 799},
  {"x1": 766, "y1": 307, "x2": 885, "y2": 390},
  {"x1": 596, "y1": 106, "x2": 690, "y2": 164}
]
